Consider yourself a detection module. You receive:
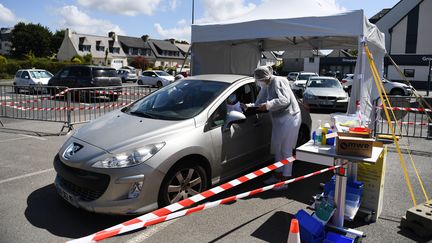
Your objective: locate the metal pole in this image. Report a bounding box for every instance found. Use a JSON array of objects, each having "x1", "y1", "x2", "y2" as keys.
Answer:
[
  {"x1": 427, "y1": 60, "x2": 431, "y2": 97},
  {"x1": 192, "y1": 0, "x2": 195, "y2": 24}
]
